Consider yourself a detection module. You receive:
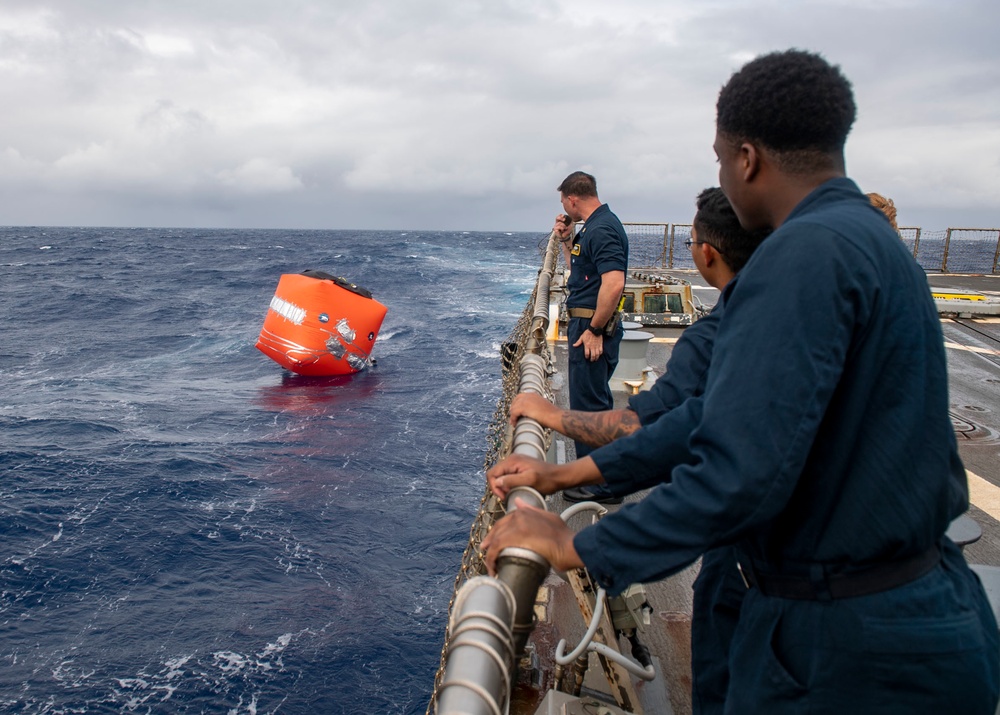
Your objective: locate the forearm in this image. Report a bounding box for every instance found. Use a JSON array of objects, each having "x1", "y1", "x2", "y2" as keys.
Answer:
[
  {"x1": 592, "y1": 270, "x2": 625, "y2": 328},
  {"x1": 559, "y1": 408, "x2": 641, "y2": 448},
  {"x1": 555, "y1": 456, "x2": 604, "y2": 489},
  {"x1": 560, "y1": 238, "x2": 573, "y2": 267}
]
